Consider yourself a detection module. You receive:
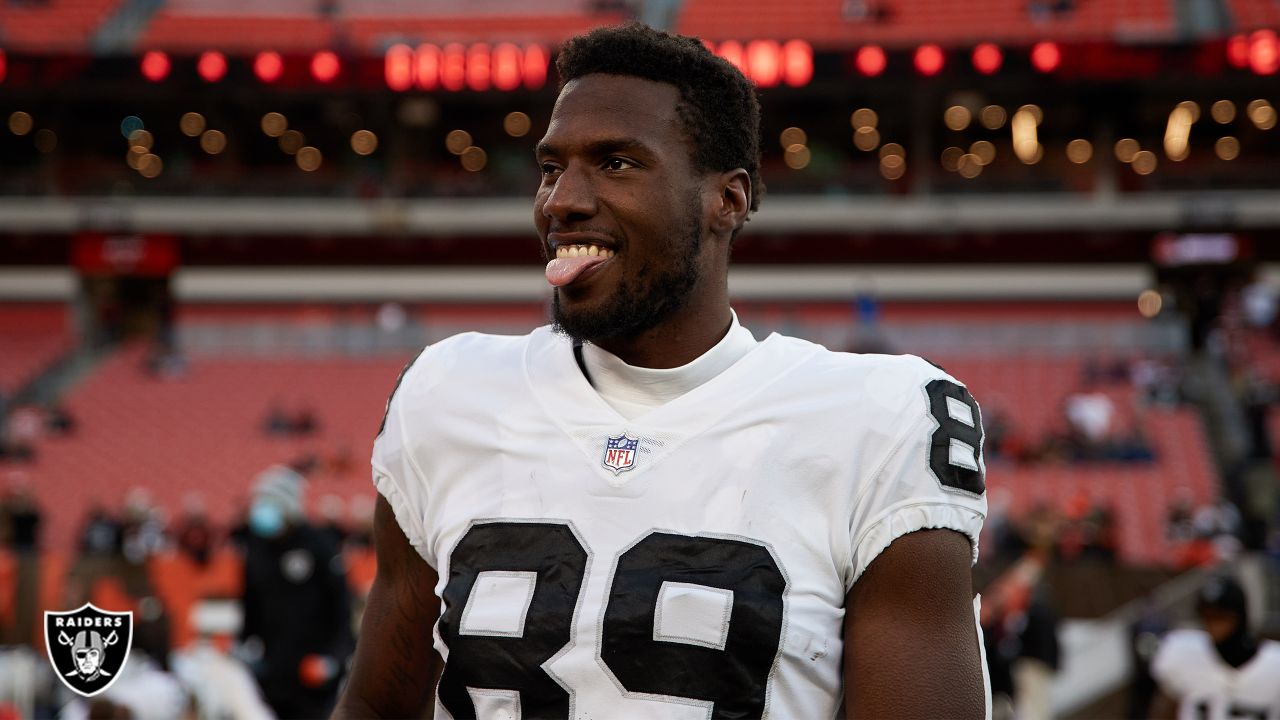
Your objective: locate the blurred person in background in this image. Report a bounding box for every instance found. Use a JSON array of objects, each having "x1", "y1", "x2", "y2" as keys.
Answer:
[
  {"x1": 173, "y1": 599, "x2": 275, "y2": 720},
  {"x1": 344, "y1": 496, "x2": 374, "y2": 551},
  {"x1": 172, "y1": 494, "x2": 215, "y2": 568},
  {"x1": 120, "y1": 489, "x2": 169, "y2": 566},
  {"x1": 316, "y1": 494, "x2": 347, "y2": 550},
  {"x1": 981, "y1": 515, "x2": 1060, "y2": 720},
  {"x1": 78, "y1": 503, "x2": 122, "y2": 557},
  {"x1": 240, "y1": 465, "x2": 353, "y2": 719},
  {"x1": 59, "y1": 595, "x2": 188, "y2": 720},
  {"x1": 0, "y1": 472, "x2": 41, "y2": 645},
  {"x1": 1149, "y1": 575, "x2": 1280, "y2": 718}
]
